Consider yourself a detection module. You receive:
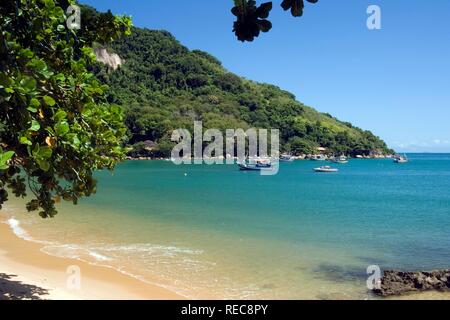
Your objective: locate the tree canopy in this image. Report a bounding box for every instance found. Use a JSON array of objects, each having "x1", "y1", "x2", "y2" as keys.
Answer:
[{"x1": 0, "y1": 0, "x2": 132, "y2": 217}]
